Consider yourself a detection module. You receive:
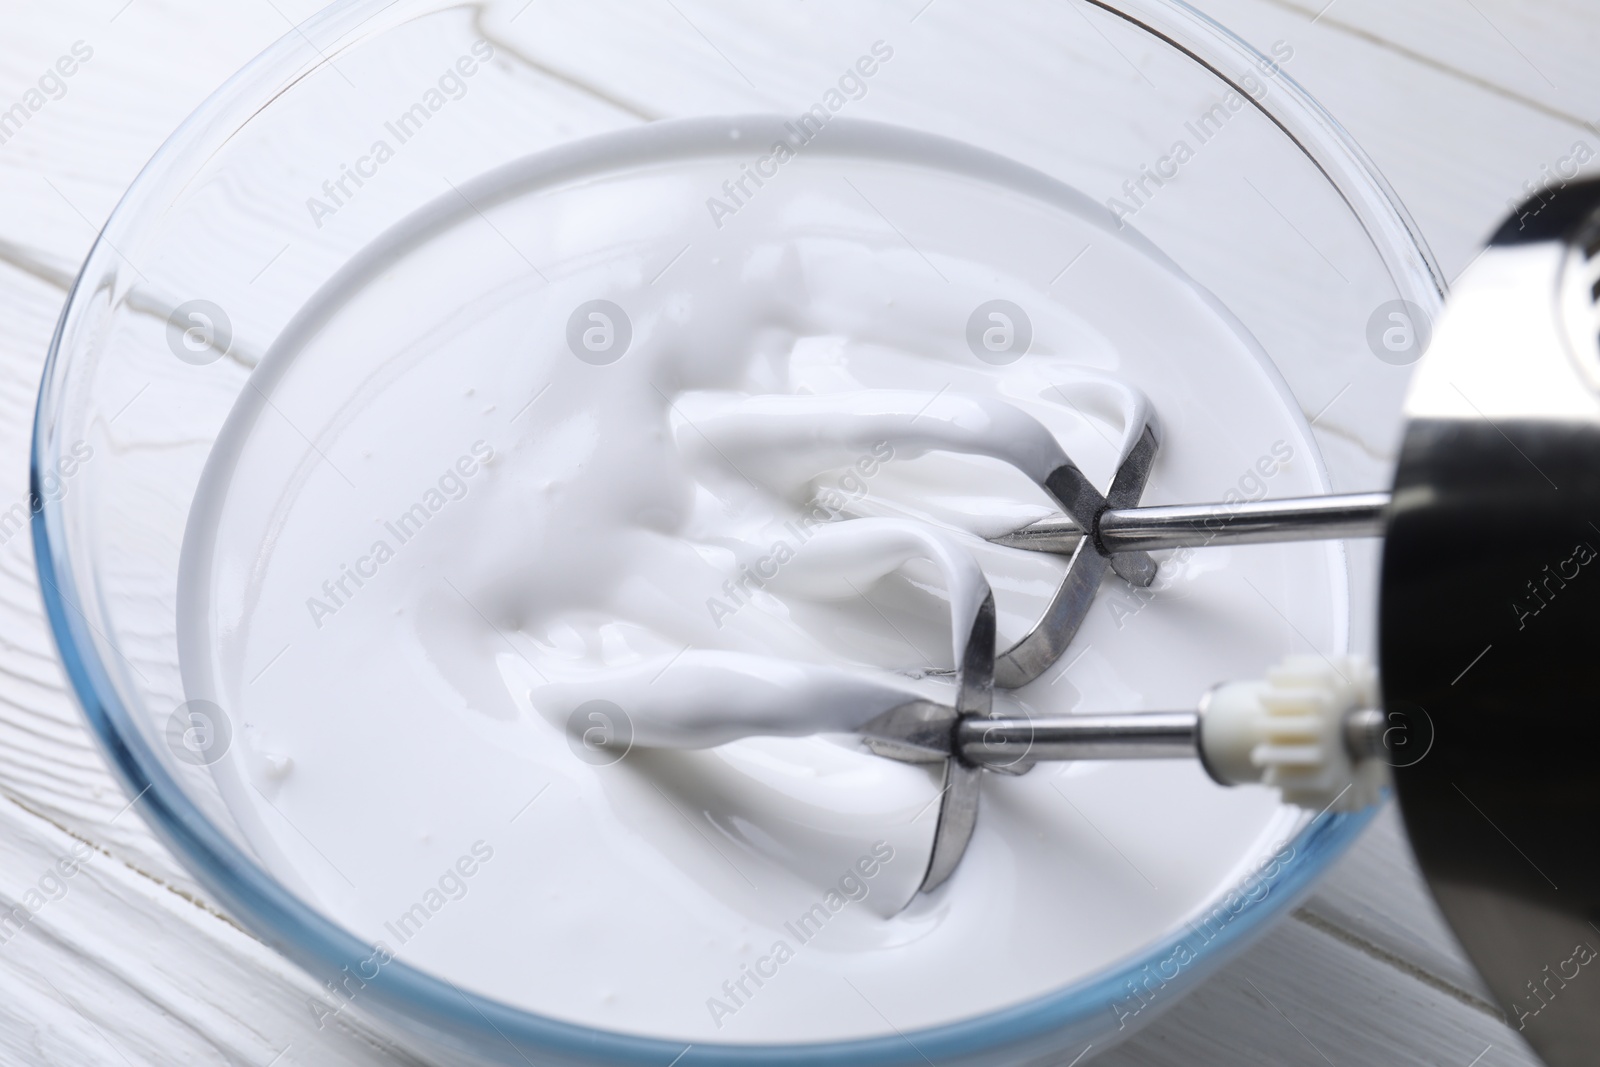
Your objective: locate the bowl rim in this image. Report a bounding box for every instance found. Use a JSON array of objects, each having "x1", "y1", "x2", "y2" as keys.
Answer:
[{"x1": 31, "y1": 0, "x2": 1432, "y2": 1062}]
